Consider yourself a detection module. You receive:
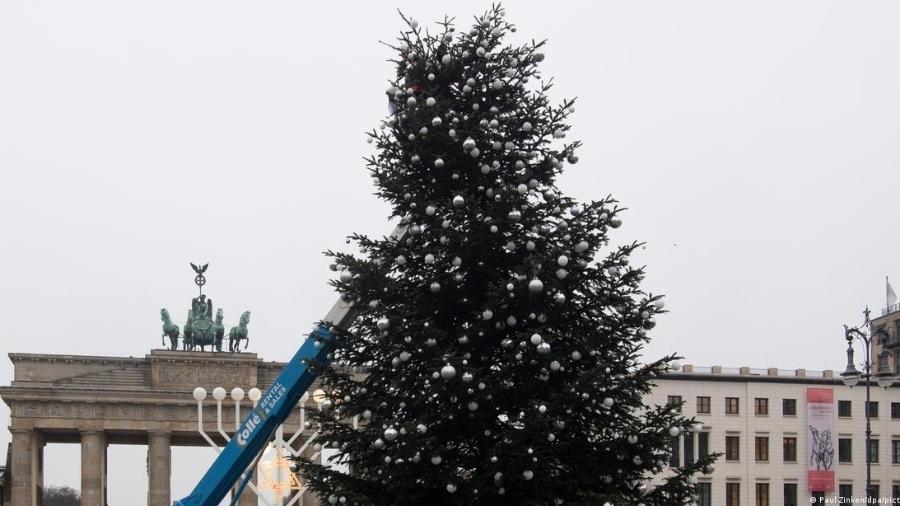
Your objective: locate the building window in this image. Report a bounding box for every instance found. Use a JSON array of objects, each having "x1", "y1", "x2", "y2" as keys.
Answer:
[
  {"x1": 755, "y1": 482, "x2": 769, "y2": 506},
  {"x1": 839, "y1": 484, "x2": 852, "y2": 502},
  {"x1": 726, "y1": 482, "x2": 740, "y2": 506},
  {"x1": 726, "y1": 435, "x2": 740, "y2": 461},
  {"x1": 867, "y1": 401, "x2": 879, "y2": 418},
  {"x1": 811, "y1": 491, "x2": 825, "y2": 503},
  {"x1": 867, "y1": 439, "x2": 879, "y2": 464},
  {"x1": 892, "y1": 439, "x2": 900, "y2": 465},
  {"x1": 783, "y1": 437, "x2": 797, "y2": 462},
  {"x1": 726, "y1": 397, "x2": 740, "y2": 414},
  {"x1": 871, "y1": 485, "x2": 880, "y2": 498},
  {"x1": 697, "y1": 396, "x2": 711, "y2": 414},
  {"x1": 782, "y1": 398, "x2": 797, "y2": 416},
  {"x1": 891, "y1": 402, "x2": 900, "y2": 419},
  {"x1": 669, "y1": 435, "x2": 680, "y2": 467},
  {"x1": 838, "y1": 400, "x2": 852, "y2": 418},
  {"x1": 838, "y1": 438, "x2": 852, "y2": 463},
  {"x1": 667, "y1": 395, "x2": 682, "y2": 413},
  {"x1": 783, "y1": 483, "x2": 797, "y2": 506},
  {"x1": 893, "y1": 484, "x2": 900, "y2": 500},
  {"x1": 697, "y1": 482, "x2": 712, "y2": 506},
  {"x1": 754, "y1": 398, "x2": 769, "y2": 415},
  {"x1": 699, "y1": 432, "x2": 710, "y2": 460},
  {"x1": 755, "y1": 436, "x2": 769, "y2": 462},
  {"x1": 684, "y1": 432, "x2": 695, "y2": 466}
]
